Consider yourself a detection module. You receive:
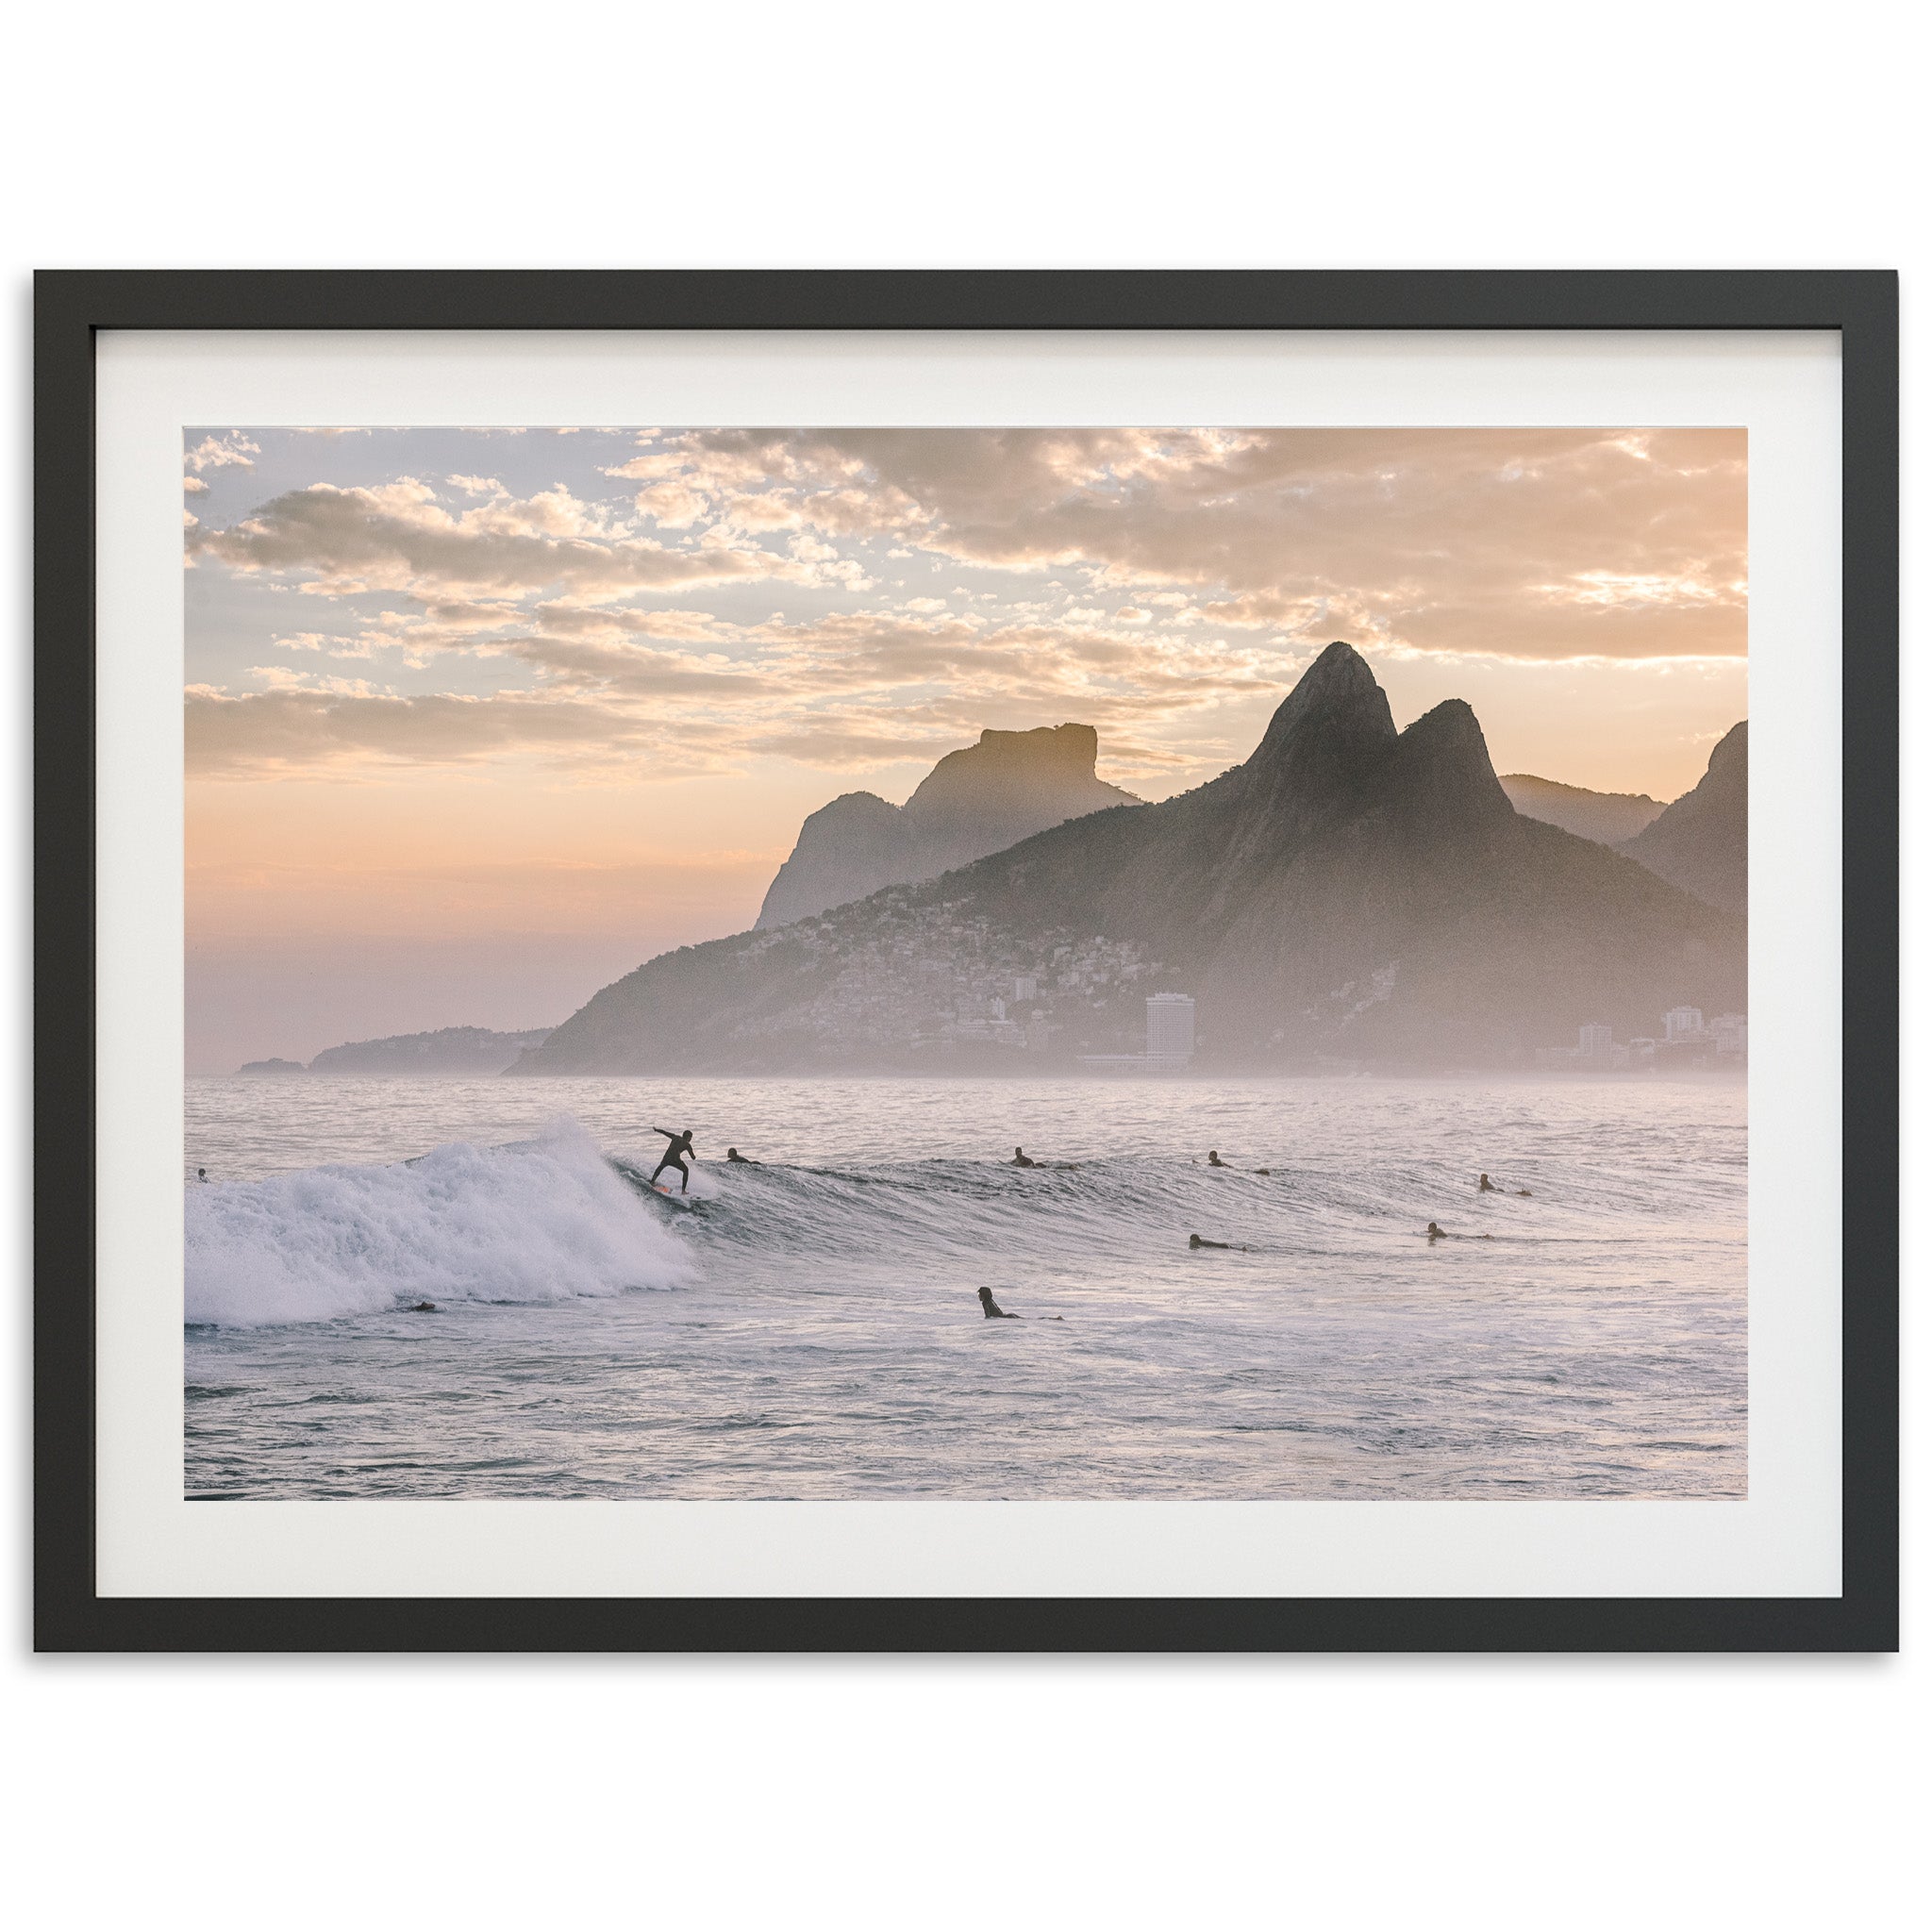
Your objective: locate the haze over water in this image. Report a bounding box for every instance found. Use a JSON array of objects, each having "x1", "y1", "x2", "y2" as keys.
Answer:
[{"x1": 185, "y1": 1074, "x2": 1746, "y2": 1501}]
